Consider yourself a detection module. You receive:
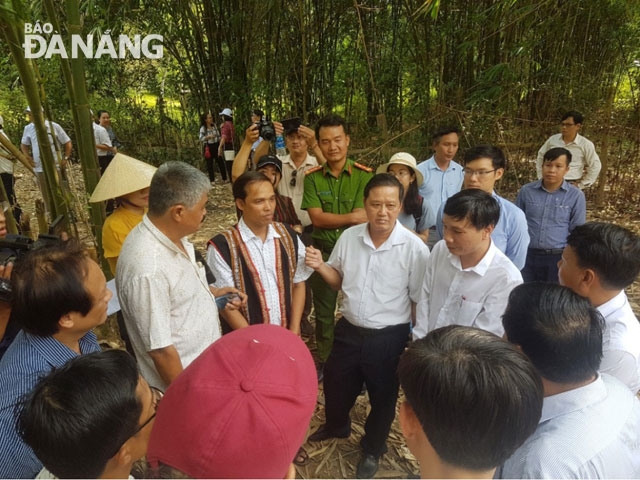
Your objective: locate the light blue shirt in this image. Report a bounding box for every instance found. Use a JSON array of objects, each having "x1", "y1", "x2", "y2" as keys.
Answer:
[
  {"x1": 416, "y1": 156, "x2": 464, "y2": 218},
  {"x1": 499, "y1": 374, "x2": 640, "y2": 479},
  {"x1": 515, "y1": 180, "x2": 586, "y2": 249},
  {"x1": 398, "y1": 196, "x2": 435, "y2": 234},
  {"x1": 436, "y1": 191, "x2": 530, "y2": 269}
]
